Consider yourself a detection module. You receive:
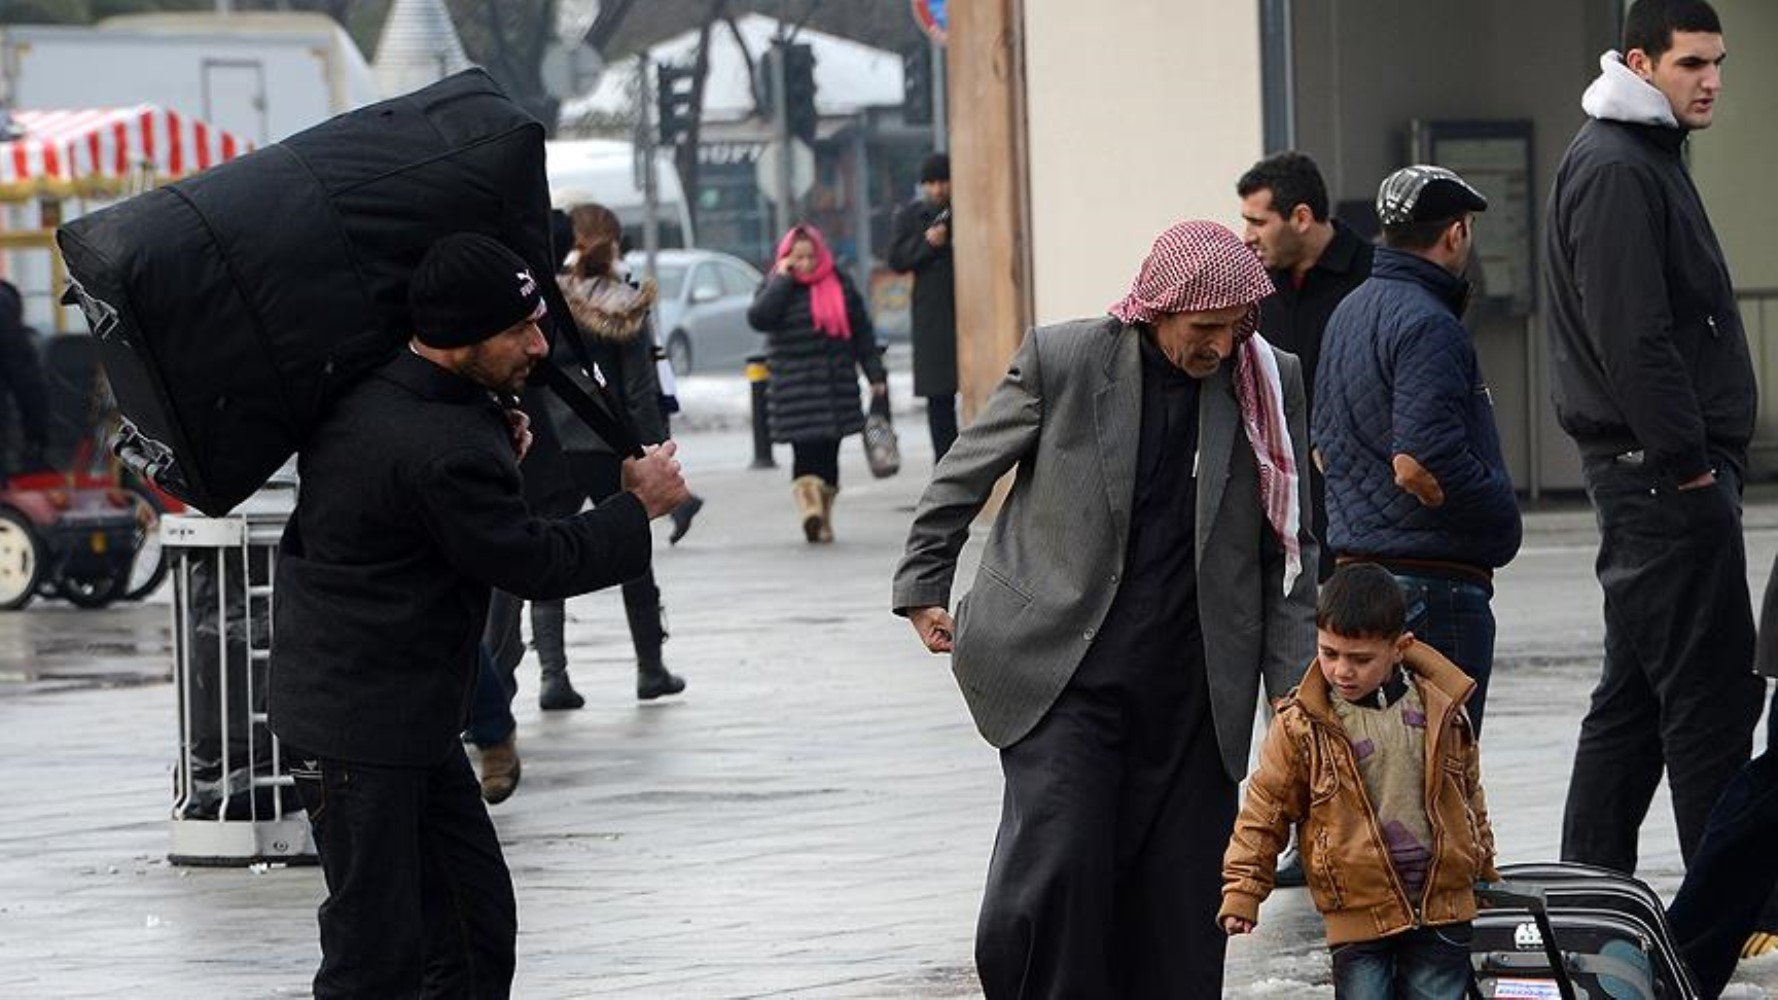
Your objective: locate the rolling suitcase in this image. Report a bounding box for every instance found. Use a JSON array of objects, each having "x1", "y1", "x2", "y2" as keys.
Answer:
[
  {"x1": 56, "y1": 68, "x2": 634, "y2": 516},
  {"x1": 1471, "y1": 862, "x2": 1699, "y2": 999}
]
